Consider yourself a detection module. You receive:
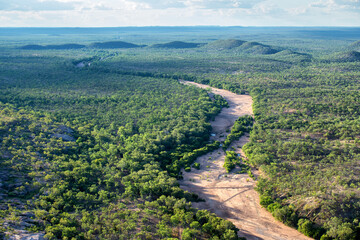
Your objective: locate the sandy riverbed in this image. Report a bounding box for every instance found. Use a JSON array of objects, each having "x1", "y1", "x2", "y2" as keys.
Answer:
[{"x1": 179, "y1": 80, "x2": 311, "y2": 240}]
